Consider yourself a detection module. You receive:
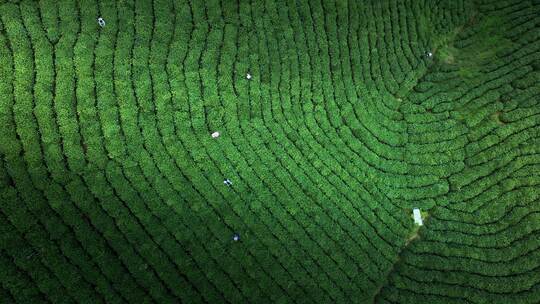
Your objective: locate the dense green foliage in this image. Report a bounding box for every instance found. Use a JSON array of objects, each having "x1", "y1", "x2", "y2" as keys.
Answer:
[{"x1": 0, "y1": 0, "x2": 539, "y2": 303}]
